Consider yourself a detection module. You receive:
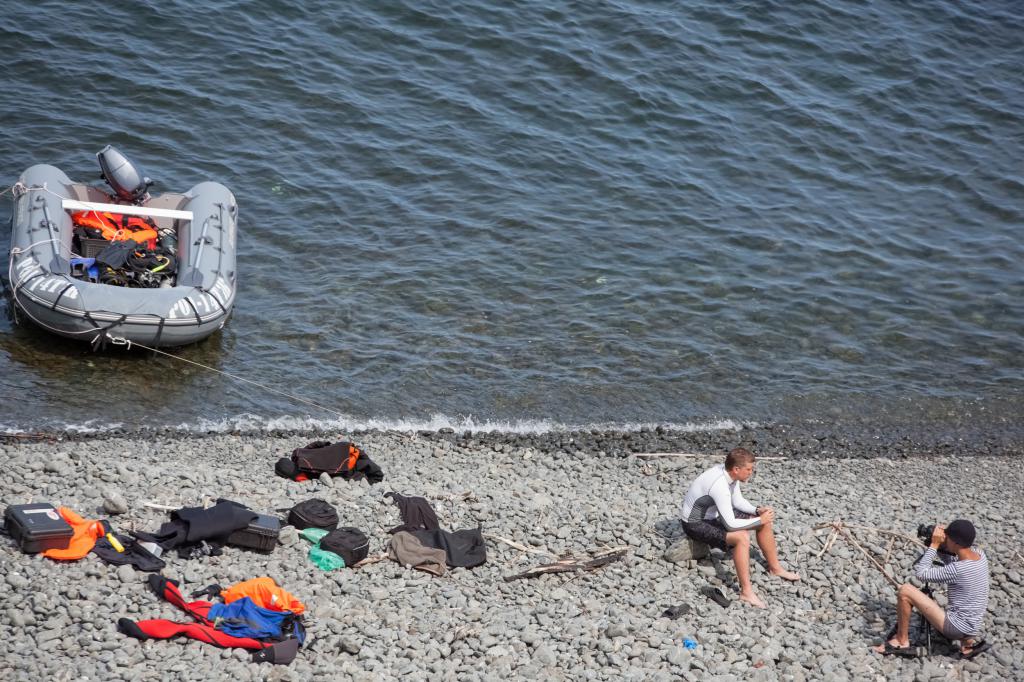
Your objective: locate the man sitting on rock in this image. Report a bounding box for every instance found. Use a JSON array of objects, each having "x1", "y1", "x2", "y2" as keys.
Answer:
[
  {"x1": 873, "y1": 520, "x2": 990, "y2": 658},
  {"x1": 680, "y1": 447, "x2": 800, "y2": 608}
]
